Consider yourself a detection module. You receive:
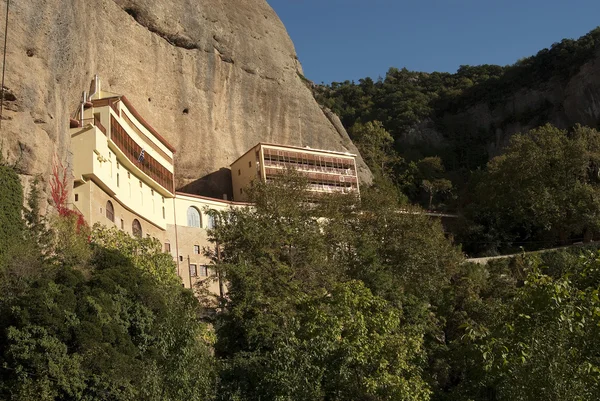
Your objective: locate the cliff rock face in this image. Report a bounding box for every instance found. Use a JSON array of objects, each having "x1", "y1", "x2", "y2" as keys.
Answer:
[
  {"x1": 0, "y1": 0, "x2": 371, "y2": 197},
  {"x1": 441, "y1": 47, "x2": 600, "y2": 157}
]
